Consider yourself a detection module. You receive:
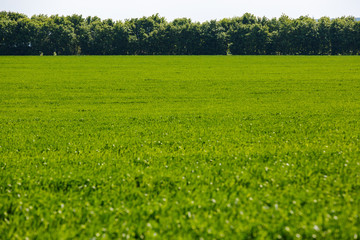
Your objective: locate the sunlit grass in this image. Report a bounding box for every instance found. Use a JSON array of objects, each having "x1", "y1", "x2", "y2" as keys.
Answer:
[{"x1": 0, "y1": 56, "x2": 360, "y2": 239}]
